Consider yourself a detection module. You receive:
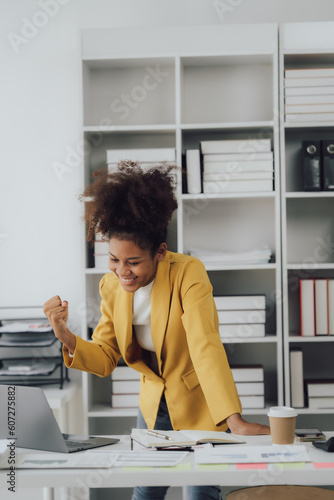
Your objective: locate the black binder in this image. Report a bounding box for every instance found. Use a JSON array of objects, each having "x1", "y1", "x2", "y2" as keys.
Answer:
[
  {"x1": 302, "y1": 140, "x2": 321, "y2": 191},
  {"x1": 322, "y1": 140, "x2": 334, "y2": 191}
]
